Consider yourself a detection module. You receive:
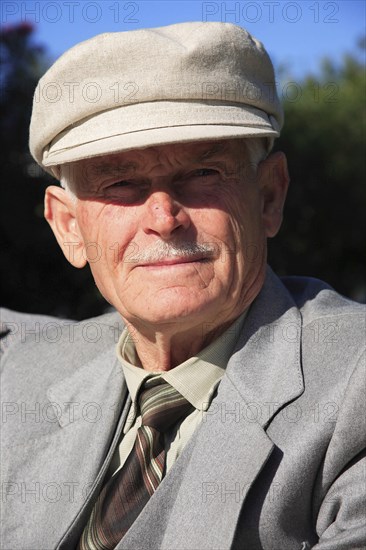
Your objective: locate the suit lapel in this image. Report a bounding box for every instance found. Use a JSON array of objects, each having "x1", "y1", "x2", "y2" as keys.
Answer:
[
  {"x1": 47, "y1": 345, "x2": 126, "y2": 429},
  {"x1": 119, "y1": 377, "x2": 274, "y2": 550},
  {"x1": 120, "y1": 268, "x2": 304, "y2": 550},
  {"x1": 1, "y1": 338, "x2": 130, "y2": 549},
  {"x1": 49, "y1": 348, "x2": 131, "y2": 548},
  {"x1": 226, "y1": 267, "x2": 305, "y2": 427}
]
